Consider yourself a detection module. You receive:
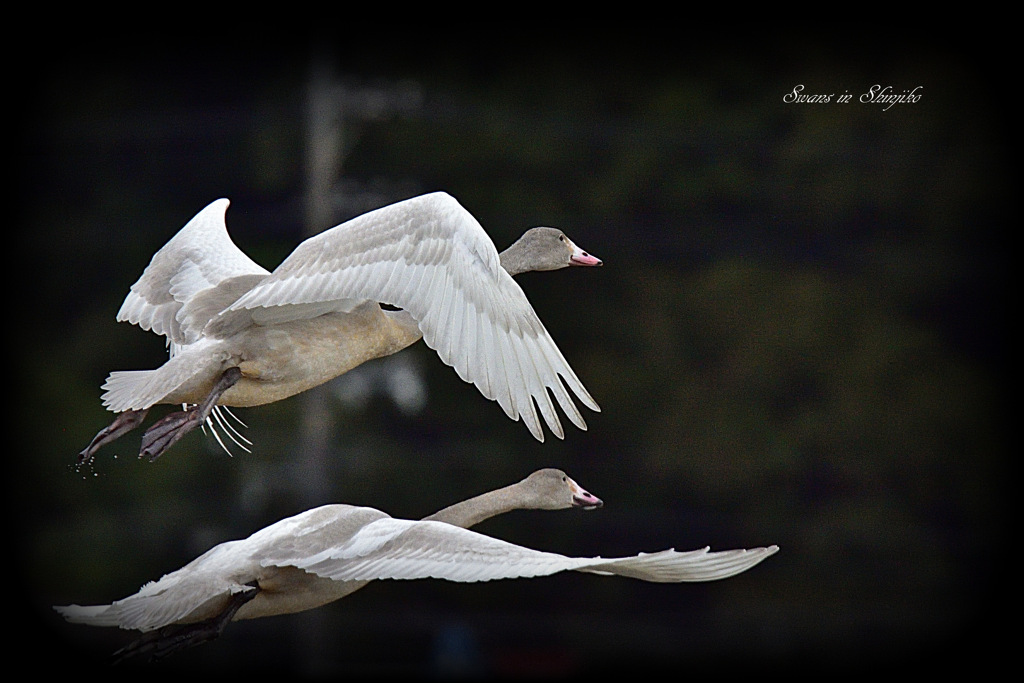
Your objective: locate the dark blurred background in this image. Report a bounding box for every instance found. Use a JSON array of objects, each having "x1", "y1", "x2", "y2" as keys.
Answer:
[{"x1": 16, "y1": 31, "x2": 1008, "y2": 678}]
